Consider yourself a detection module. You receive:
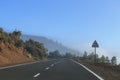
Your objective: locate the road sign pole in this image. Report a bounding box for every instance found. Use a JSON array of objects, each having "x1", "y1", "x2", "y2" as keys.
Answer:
[
  {"x1": 92, "y1": 40, "x2": 99, "y2": 63},
  {"x1": 95, "y1": 47, "x2": 96, "y2": 63}
]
